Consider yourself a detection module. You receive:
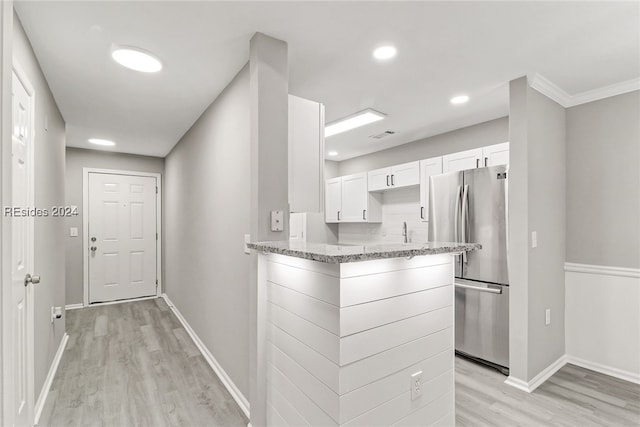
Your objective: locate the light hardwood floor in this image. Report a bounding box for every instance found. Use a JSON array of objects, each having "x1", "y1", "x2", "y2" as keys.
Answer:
[
  {"x1": 39, "y1": 298, "x2": 639, "y2": 426},
  {"x1": 39, "y1": 298, "x2": 248, "y2": 427},
  {"x1": 456, "y1": 356, "x2": 640, "y2": 426}
]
